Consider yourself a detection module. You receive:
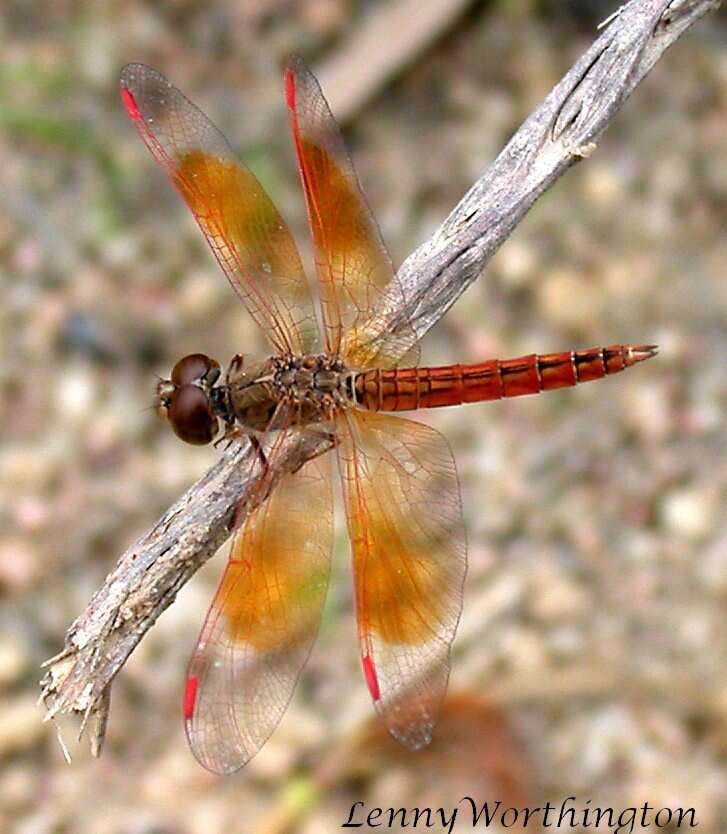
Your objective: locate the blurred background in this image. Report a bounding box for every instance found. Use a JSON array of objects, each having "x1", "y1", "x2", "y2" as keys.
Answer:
[{"x1": 1, "y1": 1, "x2": 726, "y2": 832}]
